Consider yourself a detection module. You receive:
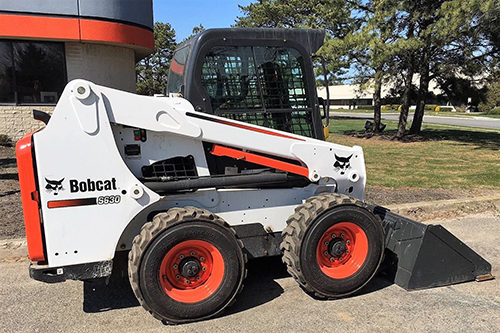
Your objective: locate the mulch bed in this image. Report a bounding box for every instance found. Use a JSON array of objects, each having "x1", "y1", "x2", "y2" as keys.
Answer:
[
  {"x1": 343, "y1": 130, "x2": 432, "y2": 142},
  {"x1": 0, "y1": 145, "x2": 24, "y2": 239}
]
